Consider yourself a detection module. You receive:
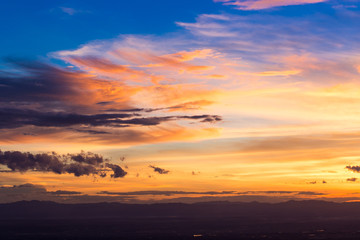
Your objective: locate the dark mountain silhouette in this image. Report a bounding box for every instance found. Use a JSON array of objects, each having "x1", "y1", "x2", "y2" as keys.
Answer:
[
  {"x1": 1, "y1": 200, "x2": 360, "y2": 220},
  {"x1": 2, "y1": 200, "x2": 360, "y2": 239}
]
